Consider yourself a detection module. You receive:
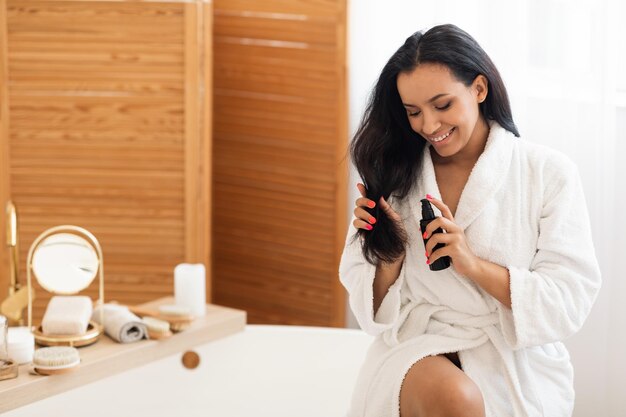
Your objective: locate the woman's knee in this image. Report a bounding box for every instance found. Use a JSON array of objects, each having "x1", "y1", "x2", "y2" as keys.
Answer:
[
  {"x1": 438, "y1": 376, "x2": 485, "y2": 416},
  {"x1": 400, "y1": 356, "x2": 485, "y2": 417}
]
